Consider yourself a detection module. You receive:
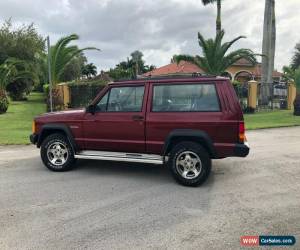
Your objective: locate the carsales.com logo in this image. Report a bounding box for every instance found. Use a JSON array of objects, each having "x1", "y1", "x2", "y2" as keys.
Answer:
[{"x1": 241, "y1": 236, "x2": 296, "y2": 247}]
